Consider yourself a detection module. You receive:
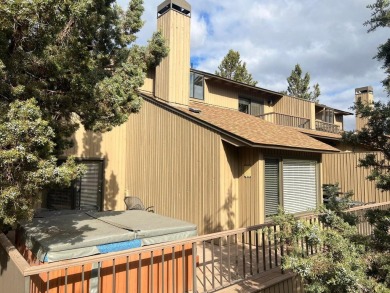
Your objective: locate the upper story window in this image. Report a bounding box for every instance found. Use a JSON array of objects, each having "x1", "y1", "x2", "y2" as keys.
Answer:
[
  {"x1": 316, "y1": 108, "x2": 334, "y2": 124},
  {"x1": 190, "y1": 72, "x2": 204, "y2": 100},
  {"x1": 238, "y1": 97, "x2": 264, "y2": 117}
]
